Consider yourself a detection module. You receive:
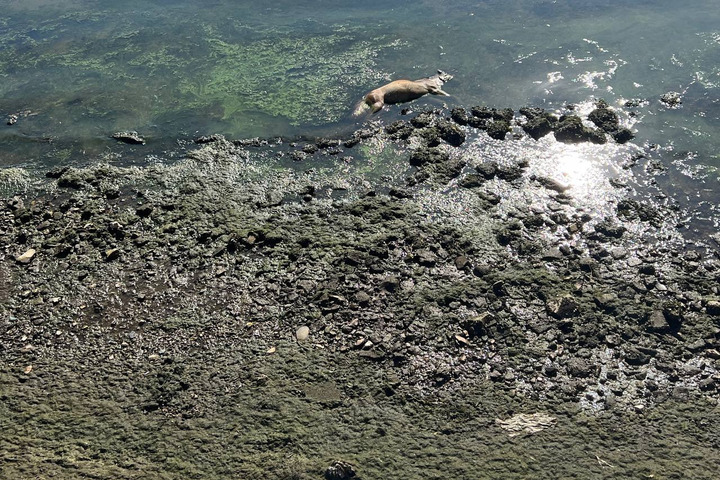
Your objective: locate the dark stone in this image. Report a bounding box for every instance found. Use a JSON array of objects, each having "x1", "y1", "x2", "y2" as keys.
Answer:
[
  {"x1": 475, "y1": 162, "x2": 499, "y2": 179},
  {"x1": 639, "y1": 263, "x2": 657, "y2": 276},
  {"x1": 612, "y1": 128, "x2": 634, "y2": 144},
  {"x1": 458, "y1": 174, "x2": 485, "y2": 189},
  {"x1": 420, "y1": 128, "x2": 441, "y2": 147},
  {"x1": 436, "y1": 120, "x2": 466, "y2": 147},
  {"x1": 112, "y1": 131, "x2": 145, "y2": 145},
  {"x1": 554, "y1": 115, "x2": 606, "y2": 144},
  {"x1": 194, "y1": 134, "x2": 224, "y2": 144},
  {"x1": 477, "y1": 190, "x2": 501, "y2": 205},
  {"x1": 523, "y1": 115, "x2": 555, "y2": 140},
  {"x1": 698, "y1": 377, "x2": 716, "y2": 391},
  {"x1": 385, "y1": 120, "x2": 414, "y2": 140},
  {"x1": 136, "y1": 204, "x2": 154, "y2": 218},
  {"x1": 409, "y1": 147, "x2": 449, "y2": 167},
  {"x1": 486, "y1": 120, "x2": 511, "y2": 140},
  {"x1": 706, "y1": 301, "x2": 720, "y2": 316},
  {"x1": 451, "y1": 107, "x2": 471, "y2": 125},
  {"x1": 519, "y1": 107, "x2": 545, "y2": 120},
  {"x1": 46, "y1": 166, "x2": 71, "y2": 179},
  {"x1": 660, "y1": 92, "x2": 682, "y2": 108},
  {"x1": 380, "y1": 276, "x2": 400, "y2": 292},
  {"x1": 316, "y1": 138, "x2": 340, "y2": 149},
  {"x1": 566, "y1": 358, "x2": 595, "y2": 378},
  {"x1": 471, "y1": 106, "x2": 495, "y2": 119},
  {"x1": 496, "y1": 163, "x2": 524, "y2": 181},
  {"x1": 648, "y1": 310, "x2": 670, "y2": 333},
  {"x1": 547, "y1": 295, "x2": 579, "y2": 319},
  {"x1": 302, "y1": 143, "x2": 319, "y2": 154},
  {"x1": 325, "y1": 460, "x2": 357, "y2": 480},
  {"x1": 414, "y1": 249, "x2": 438, "y2": 266},
  {"x1": 290, "y1": 151, "x2": 308, "y2": 162},
  {"x1": 624, "y1": 347, "x2": 651, "y2": 365},
  {"x1": 593, "y1": 220, "x2": 626, "y2": 239},
  {"x1": 410, "y1": 112, "x2": 435, "y2": 128},
  {"x1": 588, "y1": 107, "x2": 620, "y2": 133}
]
